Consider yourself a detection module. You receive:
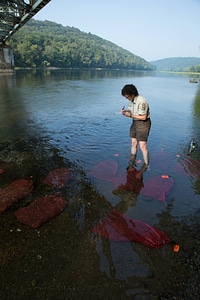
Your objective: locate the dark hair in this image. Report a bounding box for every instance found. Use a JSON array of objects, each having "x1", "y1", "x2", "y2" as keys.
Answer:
[{"x1": 121, "y1": 84, "x2": 139, "y2": 97}]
